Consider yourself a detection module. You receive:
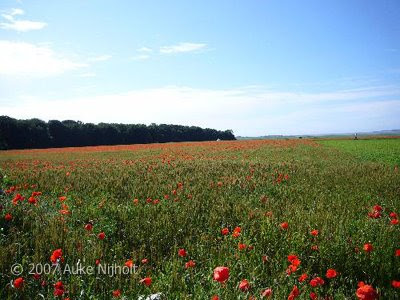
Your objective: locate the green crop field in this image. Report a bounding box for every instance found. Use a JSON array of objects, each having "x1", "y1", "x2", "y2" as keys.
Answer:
[{"x1": 0, "y1": 139, "x2": 399, "y2": 299}]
